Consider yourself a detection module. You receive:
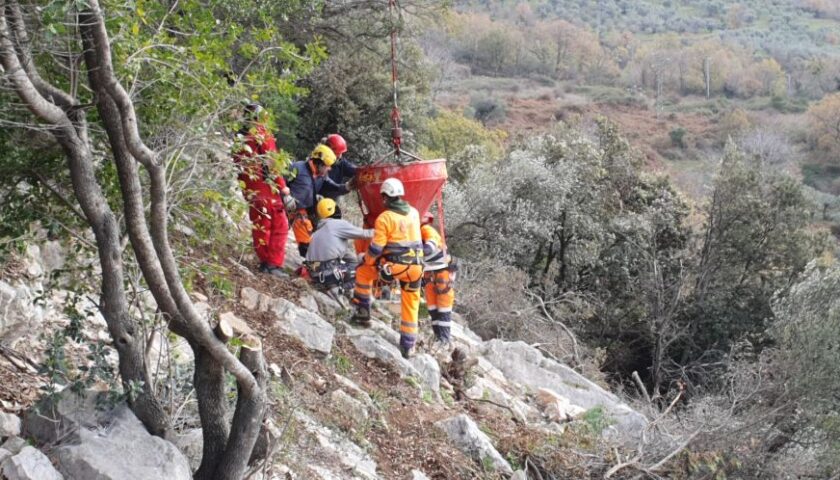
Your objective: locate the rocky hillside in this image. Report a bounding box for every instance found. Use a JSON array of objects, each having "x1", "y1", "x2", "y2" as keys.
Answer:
[{"x1": 0, "y1": 233, "x2": 649, "y2": 479}]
